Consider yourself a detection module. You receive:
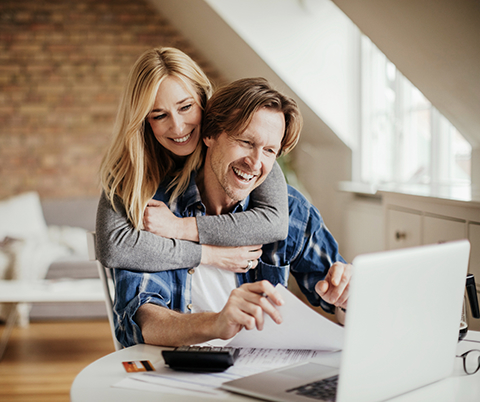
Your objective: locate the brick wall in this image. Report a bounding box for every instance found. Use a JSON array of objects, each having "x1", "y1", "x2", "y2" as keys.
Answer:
[{"x1": 0, "y1": 0, "x2": 224, "y2": 200}]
